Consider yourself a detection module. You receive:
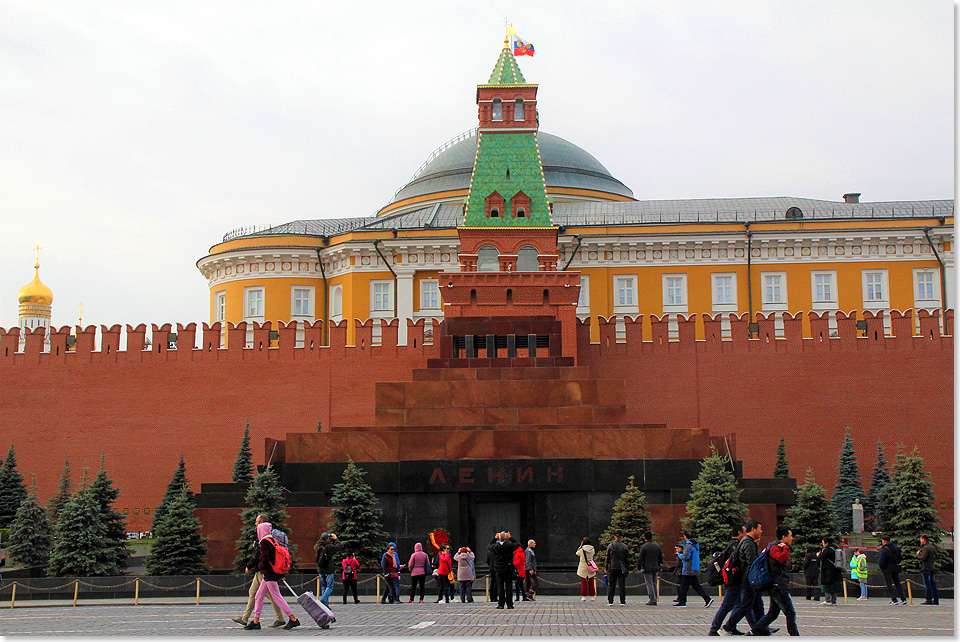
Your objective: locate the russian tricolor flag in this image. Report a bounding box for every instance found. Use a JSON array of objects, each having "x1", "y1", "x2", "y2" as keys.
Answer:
[{"x1": 513, "y1": 36, "x2": 534, "y2": 57}]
